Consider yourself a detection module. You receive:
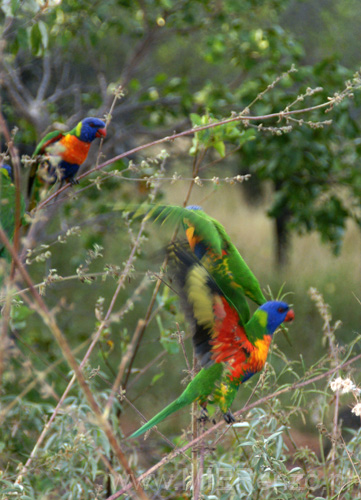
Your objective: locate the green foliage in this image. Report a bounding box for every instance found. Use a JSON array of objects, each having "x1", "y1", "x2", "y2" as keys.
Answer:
[
  {"x1": 190, "y1": 113, "x2": 256, "y2": 157},
  {"x1": 240, "y1": 59, "x2": 361, "y2": 255},
  {"x1": 0, "y1": 388, "x2": 123, "y2": 499}
]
